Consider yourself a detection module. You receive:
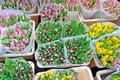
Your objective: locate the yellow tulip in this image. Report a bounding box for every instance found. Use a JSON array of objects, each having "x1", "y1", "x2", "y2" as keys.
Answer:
[
  {"x1": 48, "y1": 70, "x2": 53, "y2": 77},
  {"x1": 67, "y1": 75, "x2": 72, "y2": 79},
  {"x1": 40, "y1": 74, "x2": 45, "y2": 79},
  {"x1": 61, "y1": 78, "x2": 65, "y2": 80},
  {"x1": 109, "y1": 56, "x2": 114, "y2": 62},
  {"x1": 102, "y1": 61, "x2": 107, "y2": 66}
]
